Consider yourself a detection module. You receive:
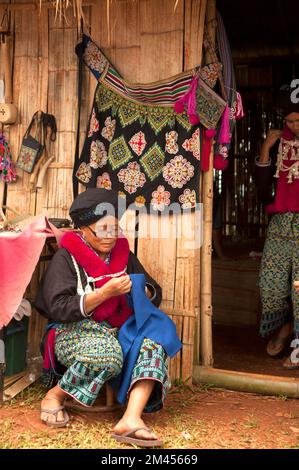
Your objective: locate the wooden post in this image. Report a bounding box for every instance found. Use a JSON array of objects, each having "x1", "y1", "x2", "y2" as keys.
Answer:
[
  {"x1": 200, "y1": 0, "x2": 216, "y2": 367},
  {"x1": 1, "y1": 38, "x2": 12, "y2": 104},
  {"x1": 0, "y1": 327, "x2": 5, "y2": 404}
]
